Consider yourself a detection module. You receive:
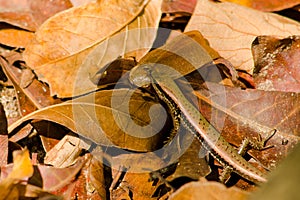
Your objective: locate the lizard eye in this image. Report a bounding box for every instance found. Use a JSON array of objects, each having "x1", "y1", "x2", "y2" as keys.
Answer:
[
  {"x1": 142, "y1": 65, "x2": 153, "y2": 76},
  {"x1": 142, "y1": 65, "x2": 151, "y2": 71}
]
